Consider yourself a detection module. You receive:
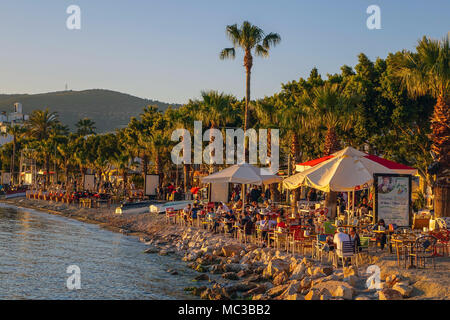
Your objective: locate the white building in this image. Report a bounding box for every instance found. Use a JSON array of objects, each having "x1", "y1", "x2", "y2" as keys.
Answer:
[{"x1": 0, "y1": 103, "x2": 30, "y2": 146}]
